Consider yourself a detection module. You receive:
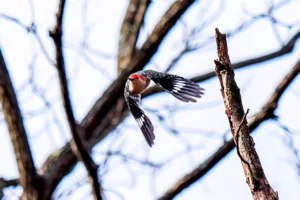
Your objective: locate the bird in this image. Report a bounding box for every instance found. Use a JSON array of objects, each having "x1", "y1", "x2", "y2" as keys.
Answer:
[{"x1": 124, "y1": 69, "x2": 205, "y2": 147}]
